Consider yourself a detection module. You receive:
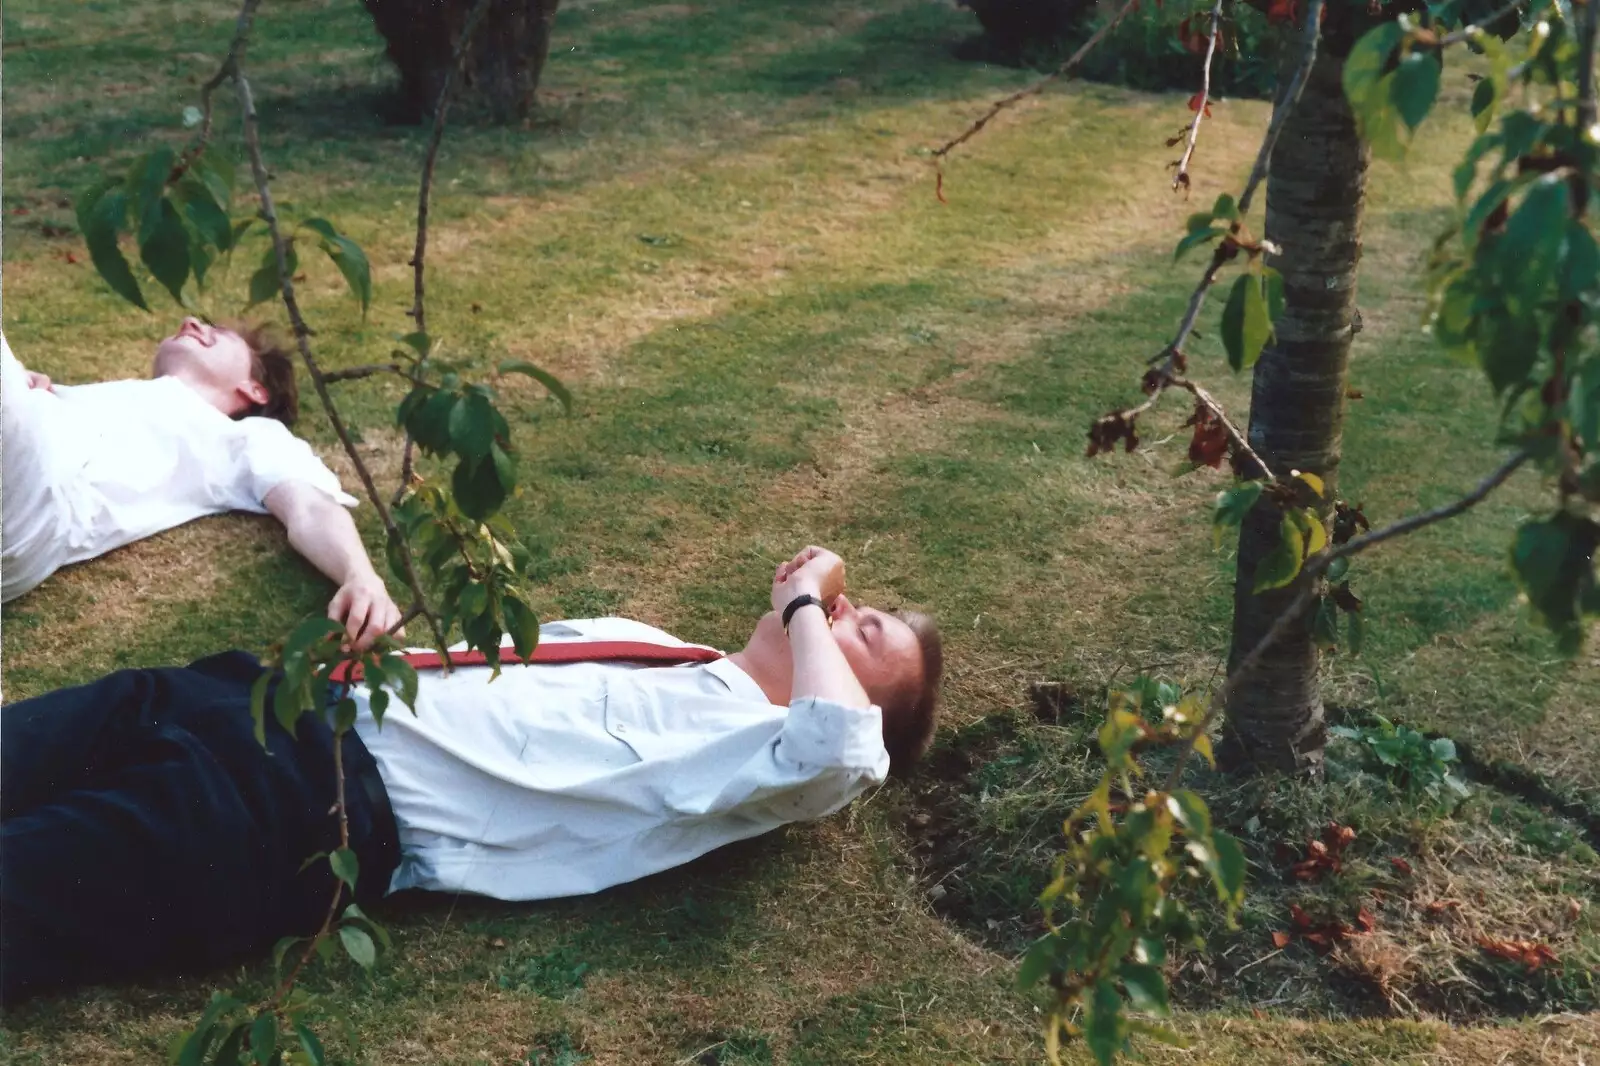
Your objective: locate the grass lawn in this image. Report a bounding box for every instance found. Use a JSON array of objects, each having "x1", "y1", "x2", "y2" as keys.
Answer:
[{"x1": 2, "y1": 0, "x2": 1597, "y2": 1062}]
